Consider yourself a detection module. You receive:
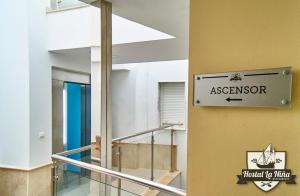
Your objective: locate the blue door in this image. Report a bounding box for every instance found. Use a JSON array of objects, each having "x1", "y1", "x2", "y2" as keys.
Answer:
[{"x1": 64, "y1": 82, "x2": 91, "y2": 173}]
